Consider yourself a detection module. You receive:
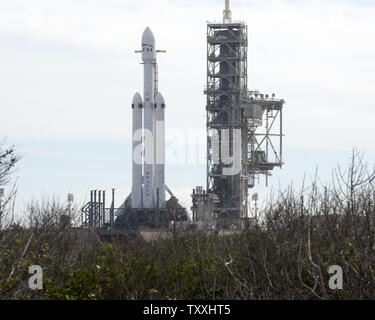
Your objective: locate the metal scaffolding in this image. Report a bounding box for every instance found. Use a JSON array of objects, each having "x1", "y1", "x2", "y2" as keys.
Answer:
[
  {"x1": 81, "y1": 189, "x2": 115, "y2": 230},
  {"x1": 204, "y1": 19, "x2": 285, "y2": 220}
]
